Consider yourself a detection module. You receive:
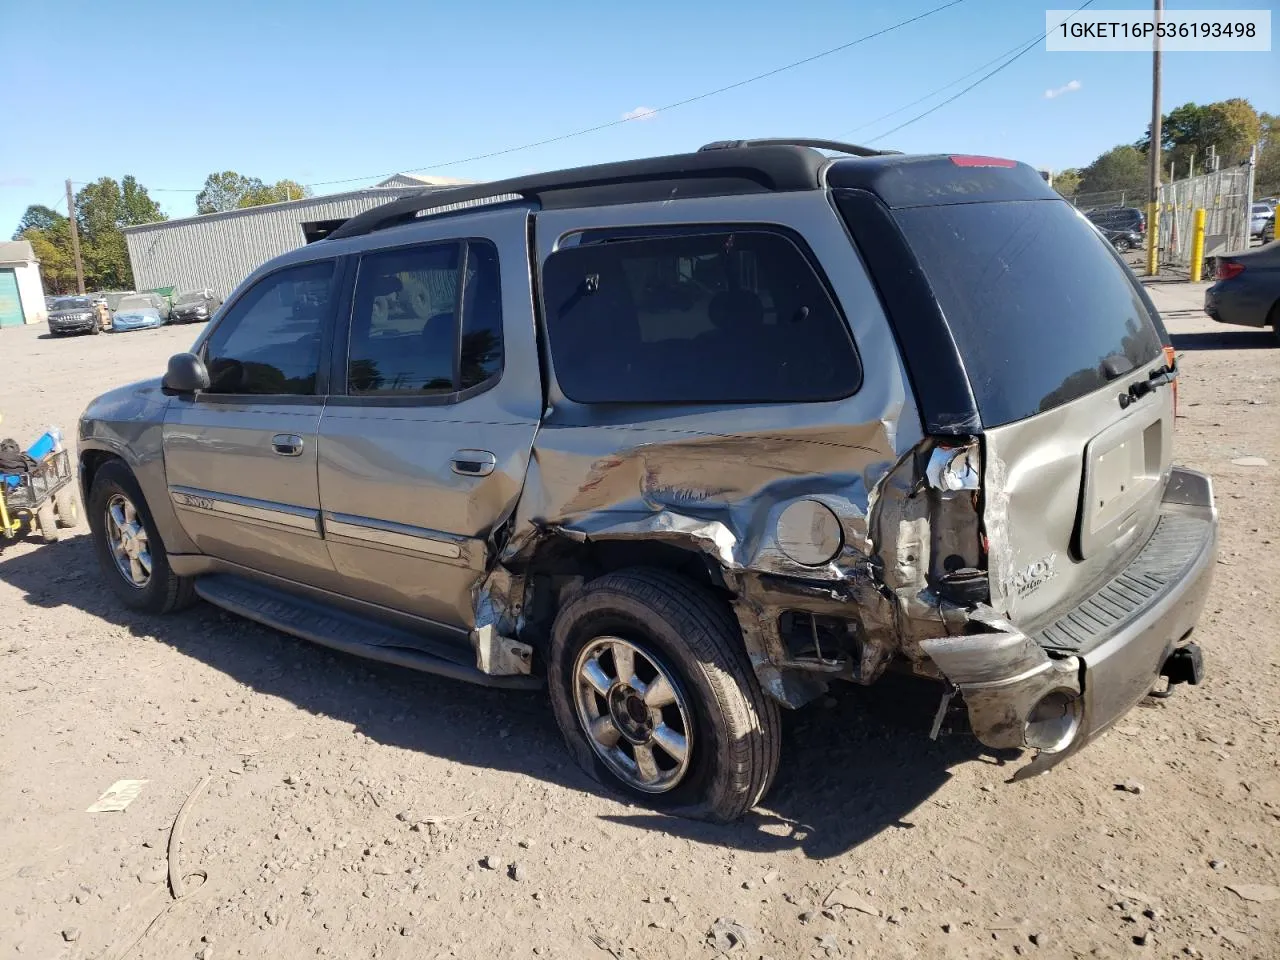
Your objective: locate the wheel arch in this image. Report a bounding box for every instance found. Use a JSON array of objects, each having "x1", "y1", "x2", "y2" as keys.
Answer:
[{"x1": 78, "y1": 441, "x2": 198, "y2": 556}]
